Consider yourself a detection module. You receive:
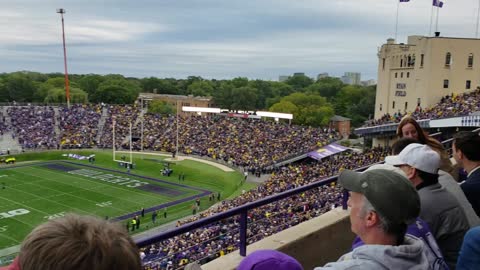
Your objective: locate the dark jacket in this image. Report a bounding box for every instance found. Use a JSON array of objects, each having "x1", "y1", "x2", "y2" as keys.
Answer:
[
  {"x1": 418, "y1": 182, "x2": 470, "y2": 270},
  {"x1": 461, "y1": 168, "x2": 480, "y2": 218}
]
